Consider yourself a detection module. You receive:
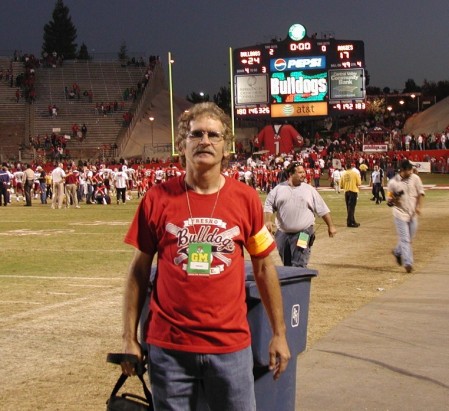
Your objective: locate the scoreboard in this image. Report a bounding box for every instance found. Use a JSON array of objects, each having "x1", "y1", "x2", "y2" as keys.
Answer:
[{"x1": 233, "y1": 24, "x2": 366, "y2": 119}]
